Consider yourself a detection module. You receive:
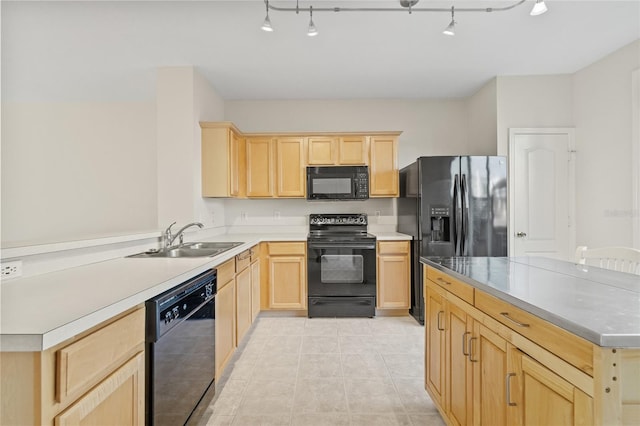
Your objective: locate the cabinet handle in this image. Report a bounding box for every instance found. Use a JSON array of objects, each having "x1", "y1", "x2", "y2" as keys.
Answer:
[
  {"x1": 506, "y1": 373, "x2": 517, "y2": 406},
  {"x1": 468, "y1": 337, "x2": 478, "y2": 362},
  {"x1": 236, "y1": 252, "x2": 251, "y2": 261},
  {"x1": 462, "y1": 331, "x2": 471, "y2": 356},
  {"x1": 436, "y1": 277, "x2": 451, "y2": 285},
  {"x1": 500, "y1": 312, "x2": 530, "y2": 328},
  {"x1": 436, "y1": 311, "x2": 445, "y2": 331}
]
